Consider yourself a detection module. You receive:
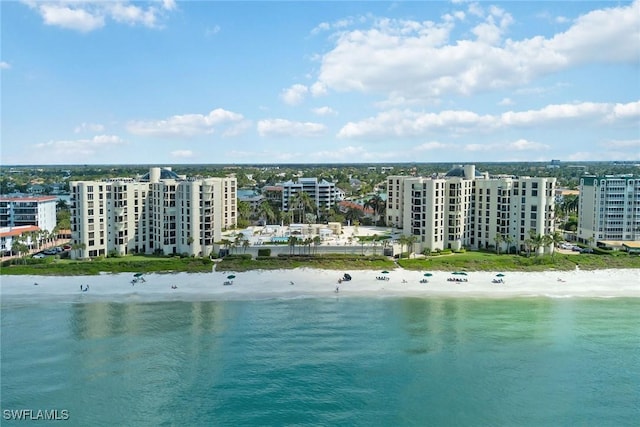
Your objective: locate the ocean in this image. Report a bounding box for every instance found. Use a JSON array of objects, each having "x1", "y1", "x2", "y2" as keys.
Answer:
[{"x1": 2, "y1": 296, "x2": 639, "y2": 426}]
